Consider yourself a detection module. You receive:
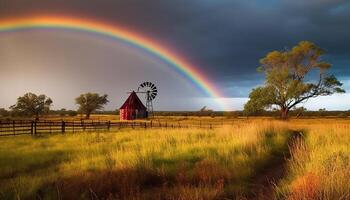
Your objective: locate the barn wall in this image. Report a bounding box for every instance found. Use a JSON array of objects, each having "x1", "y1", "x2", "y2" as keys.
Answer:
[{"x1": 120, "y1": 109, "x2": 147, "y2": 120}]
